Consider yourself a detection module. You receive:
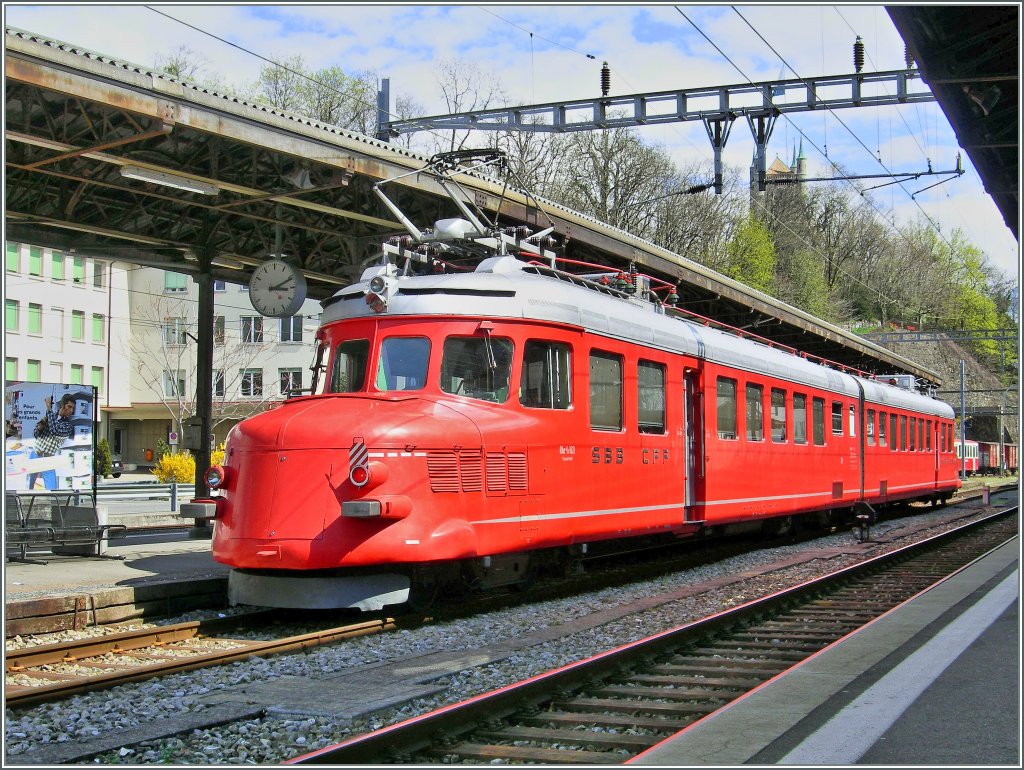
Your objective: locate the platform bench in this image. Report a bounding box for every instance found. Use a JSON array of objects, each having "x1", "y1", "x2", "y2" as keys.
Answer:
[{"x1": 5, "y1": 491, "x2": 128, "y2": 564}]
